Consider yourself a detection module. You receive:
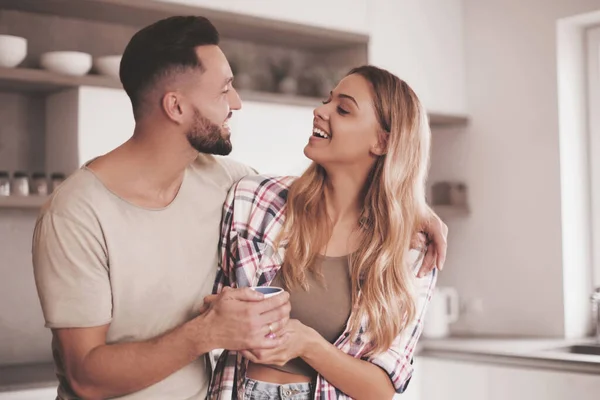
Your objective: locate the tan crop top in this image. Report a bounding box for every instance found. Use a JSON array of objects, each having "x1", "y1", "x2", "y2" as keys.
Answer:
[{"x1": 266, "y1": 254, "x2": 352, "y2": 378}]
